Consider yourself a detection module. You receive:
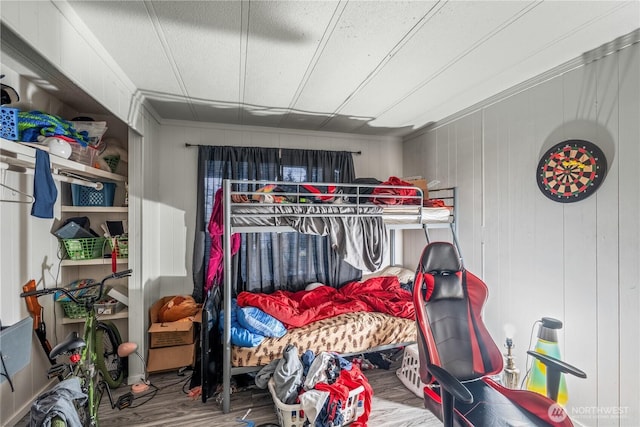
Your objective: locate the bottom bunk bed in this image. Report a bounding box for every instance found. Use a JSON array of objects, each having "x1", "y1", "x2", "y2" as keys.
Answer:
[
  {"x1": 231, "y1": 311, "x2": 415, "y2": 368},
  {"x1": 202, "y1": 266, "x2": 419, "y2": 410}
]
